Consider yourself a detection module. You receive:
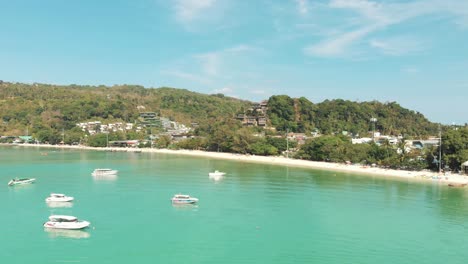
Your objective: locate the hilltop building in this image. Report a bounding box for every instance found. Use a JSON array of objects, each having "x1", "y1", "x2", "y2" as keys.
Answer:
[{"x1": 236, "y1": 100, "x2": 268, "y2": 127}]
